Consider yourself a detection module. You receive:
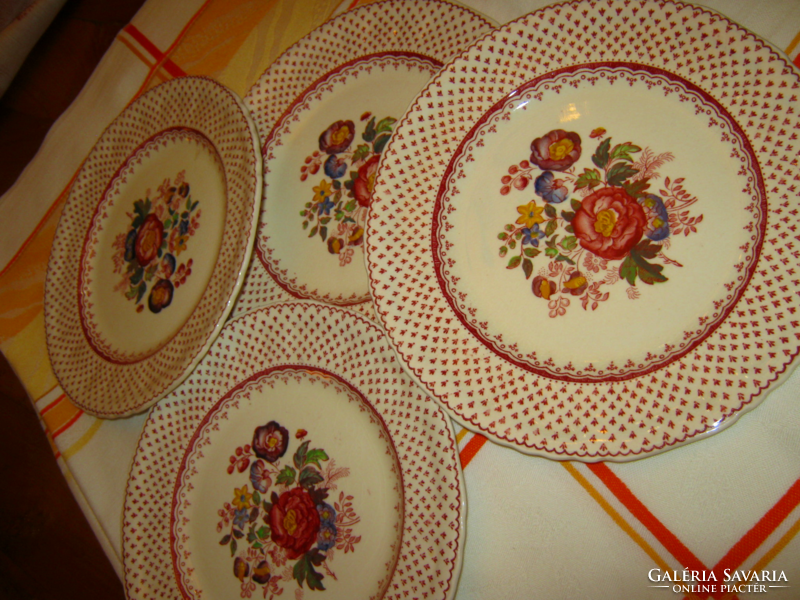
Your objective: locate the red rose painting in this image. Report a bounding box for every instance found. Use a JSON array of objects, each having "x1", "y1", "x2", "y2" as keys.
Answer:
[
  {"x1": 269, "y1": 487, "x2": 321, "y2": 559},
  {"x1": 496, "y1": 128, "x2": 701, "y2": 317},
  {"x1": 572, "y1": 187, "x2": 647, "y2": 260}
]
